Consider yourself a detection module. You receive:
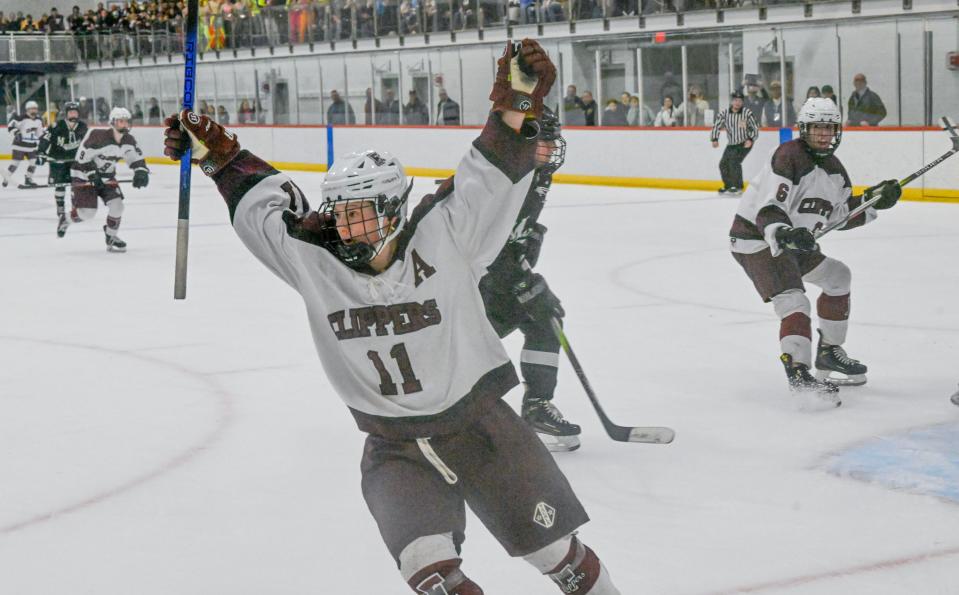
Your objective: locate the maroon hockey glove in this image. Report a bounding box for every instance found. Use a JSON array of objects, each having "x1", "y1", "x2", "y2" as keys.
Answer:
[
  {"x1": 775, "y1": 226, "x2": 817, "y2": 253},
  {"x1": 163, "y1": 109, "x2": 241, "y2": 176},
  {"x1": 281, "y1": 210, "x2": 339, "y2": 248},
  {"x1": 489, "y1": 39, "x2": 556, "y2": 118}
]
